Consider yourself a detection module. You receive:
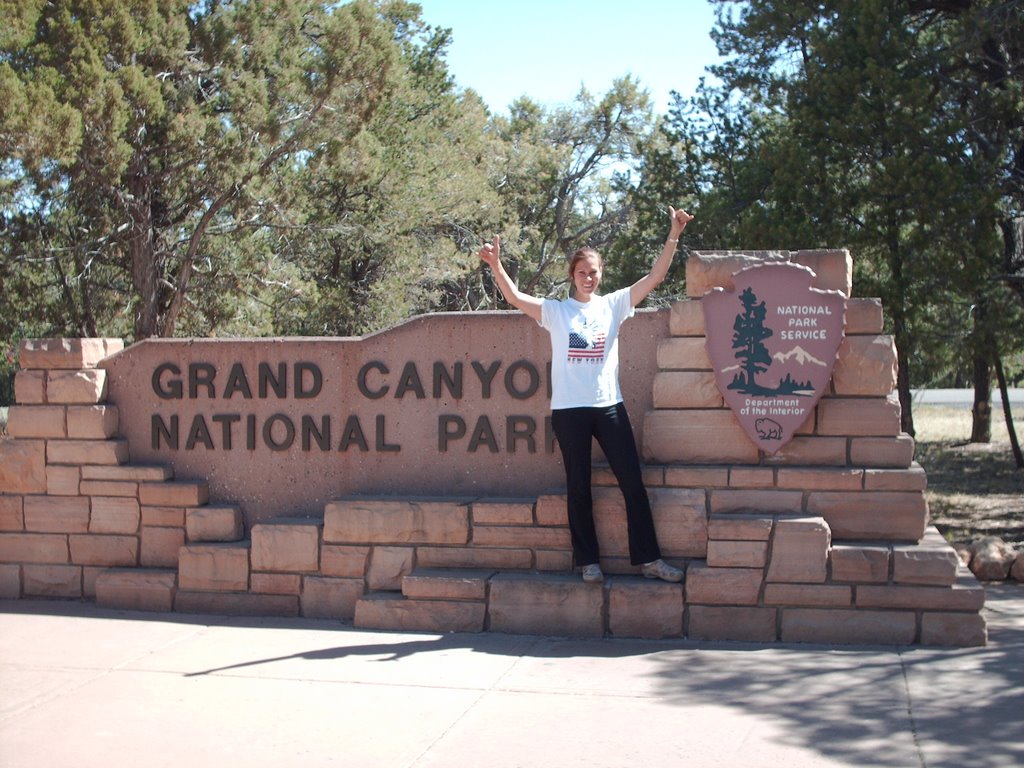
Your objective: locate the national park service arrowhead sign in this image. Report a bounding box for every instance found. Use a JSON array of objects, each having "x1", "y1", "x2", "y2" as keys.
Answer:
[{"x1": 703, "y1": 262, "x2": 847, "y2": 453}]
